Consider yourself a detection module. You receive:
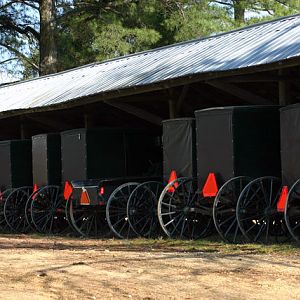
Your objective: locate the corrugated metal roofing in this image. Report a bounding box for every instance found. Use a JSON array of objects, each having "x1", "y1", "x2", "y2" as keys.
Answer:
[{"x1": 0, "y1": 14, "x2": 300, "y2": 116}]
